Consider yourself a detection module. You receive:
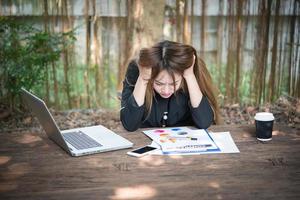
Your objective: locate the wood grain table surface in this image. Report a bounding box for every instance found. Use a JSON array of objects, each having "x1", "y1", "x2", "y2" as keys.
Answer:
[{"x1": 0, "y1": 124, "x2": 299, "y2": 200}]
